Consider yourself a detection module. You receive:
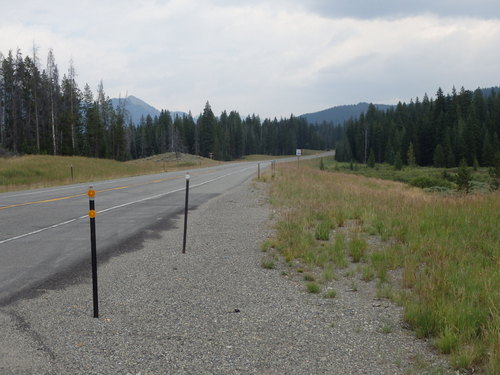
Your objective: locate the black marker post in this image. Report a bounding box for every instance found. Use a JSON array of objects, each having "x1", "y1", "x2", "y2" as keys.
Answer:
[
  {"x1": 87, "y1": 187, "x2": 99, "y2": 318},
  {"x1": 182, "y1": 173, "x2": 190, "y2": 254}
]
